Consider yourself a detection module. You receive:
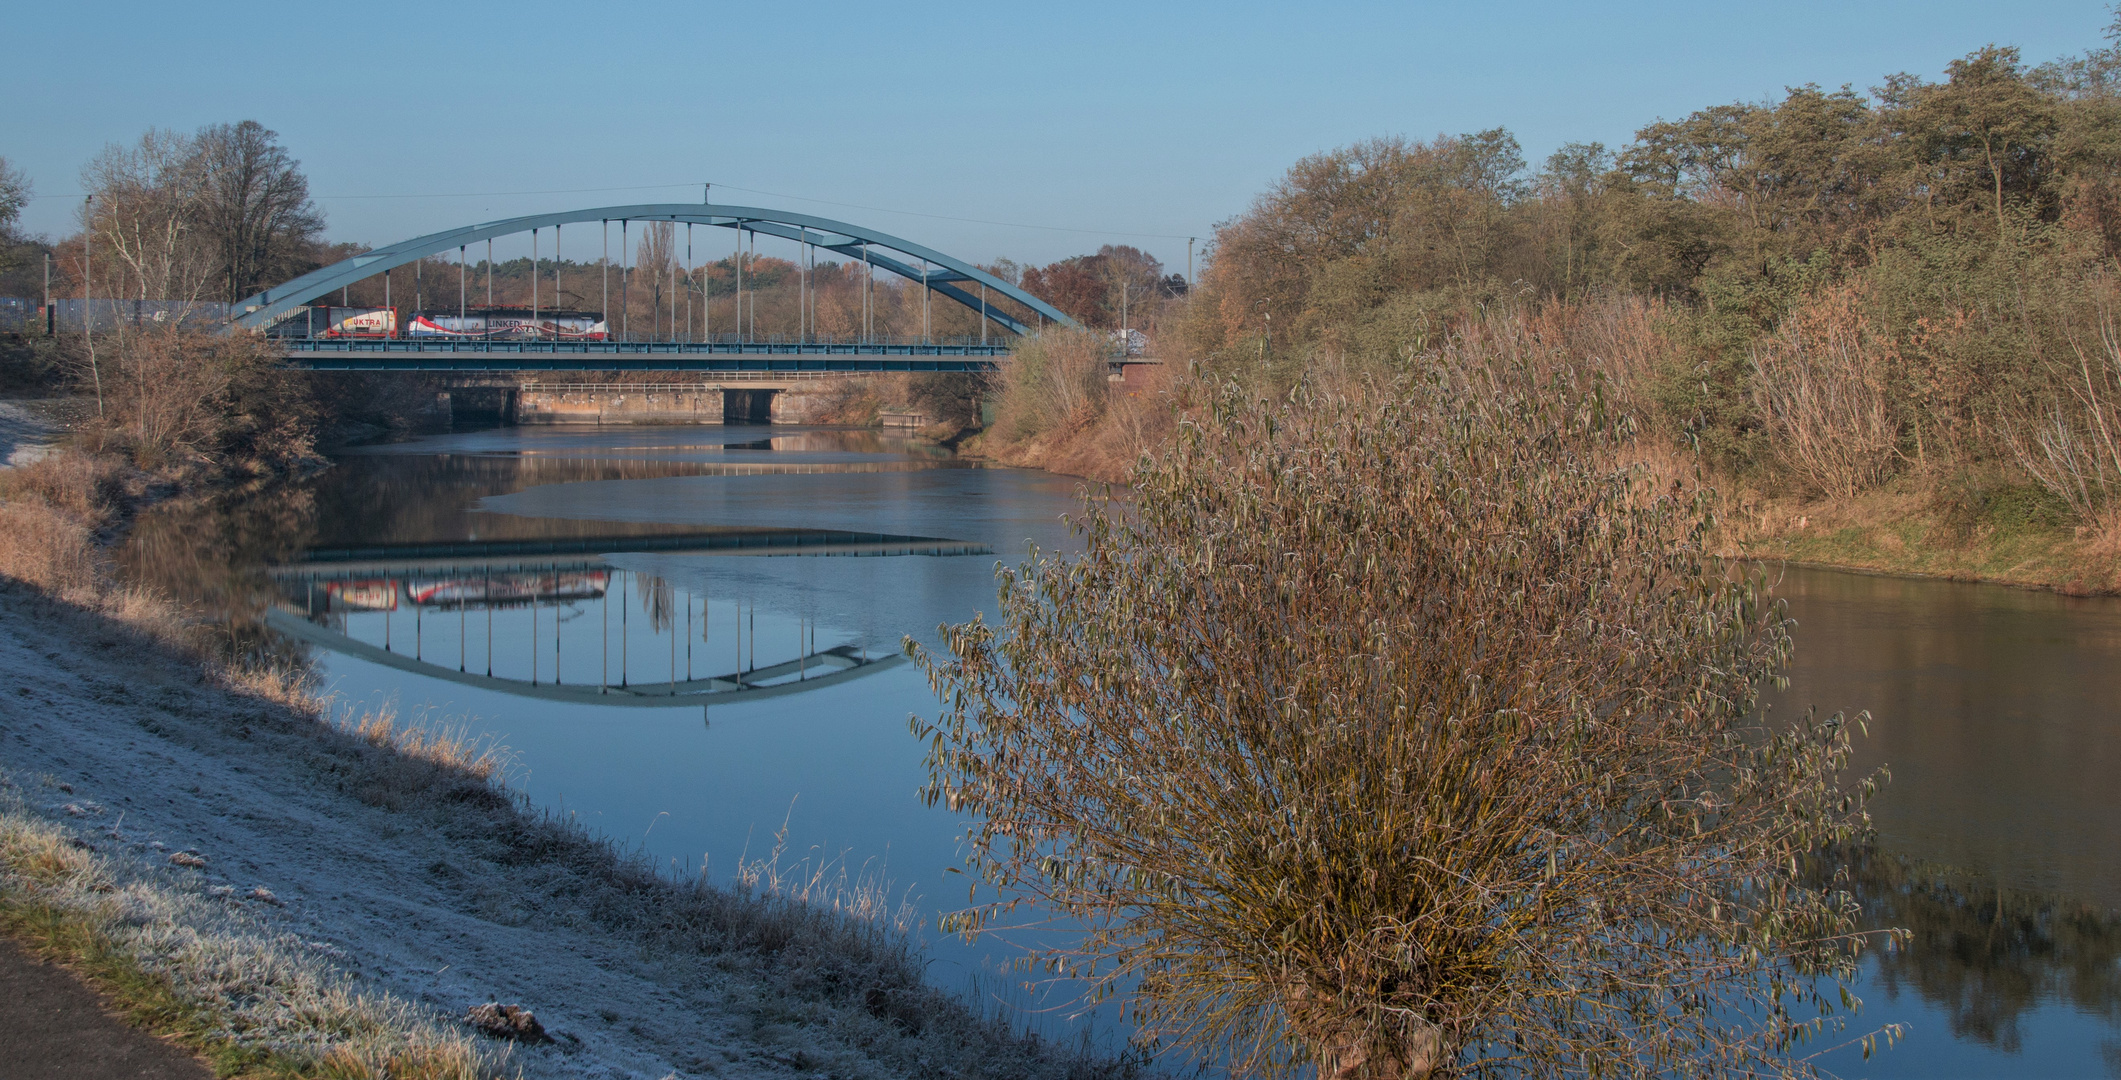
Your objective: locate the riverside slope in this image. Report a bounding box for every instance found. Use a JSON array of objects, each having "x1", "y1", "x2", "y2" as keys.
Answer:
[{"x1": 0, "y1": 579, "x2": 1108, "y2": 1079}]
